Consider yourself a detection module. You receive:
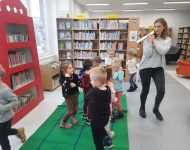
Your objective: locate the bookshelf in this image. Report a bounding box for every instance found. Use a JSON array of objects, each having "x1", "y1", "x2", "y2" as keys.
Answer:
[
  {"x1": 73, "y1": 18, "x2": 99, "y2": 74},
  {"x1": 177, "y1": 27, "x2": 190, "y2": 61},
  {"x1": 56, "y1": 18, "x2": 73, "y2": 63},
  {"x1": 0, "y1": 0, "x2": 44, "y2": 124},
  {"x1": 56, "y1": 17, "x2": 140, "y2": 81},
  {"x1": 40, "y1": 61, "x2": 61, "y2": 90}
]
